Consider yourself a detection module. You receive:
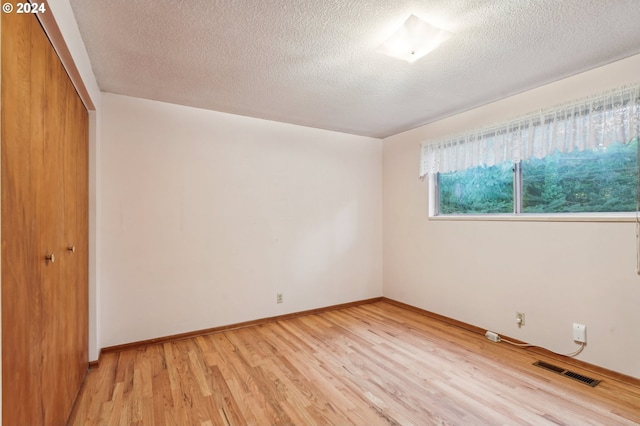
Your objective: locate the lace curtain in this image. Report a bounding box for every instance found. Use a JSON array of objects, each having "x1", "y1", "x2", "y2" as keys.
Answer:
[{"x1": 419, "y1": 84, "x2": 640, "y2": 177}]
